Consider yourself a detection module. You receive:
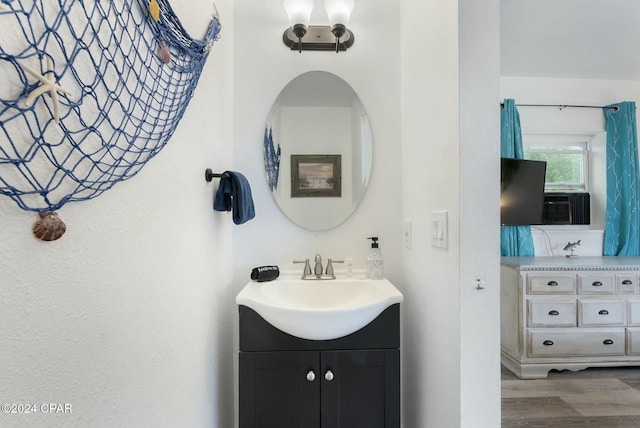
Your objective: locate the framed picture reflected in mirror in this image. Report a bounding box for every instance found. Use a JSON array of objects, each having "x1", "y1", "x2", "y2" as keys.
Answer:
[{"x1": 291, "y1": 154, "x2": 342, "y2": 197}]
